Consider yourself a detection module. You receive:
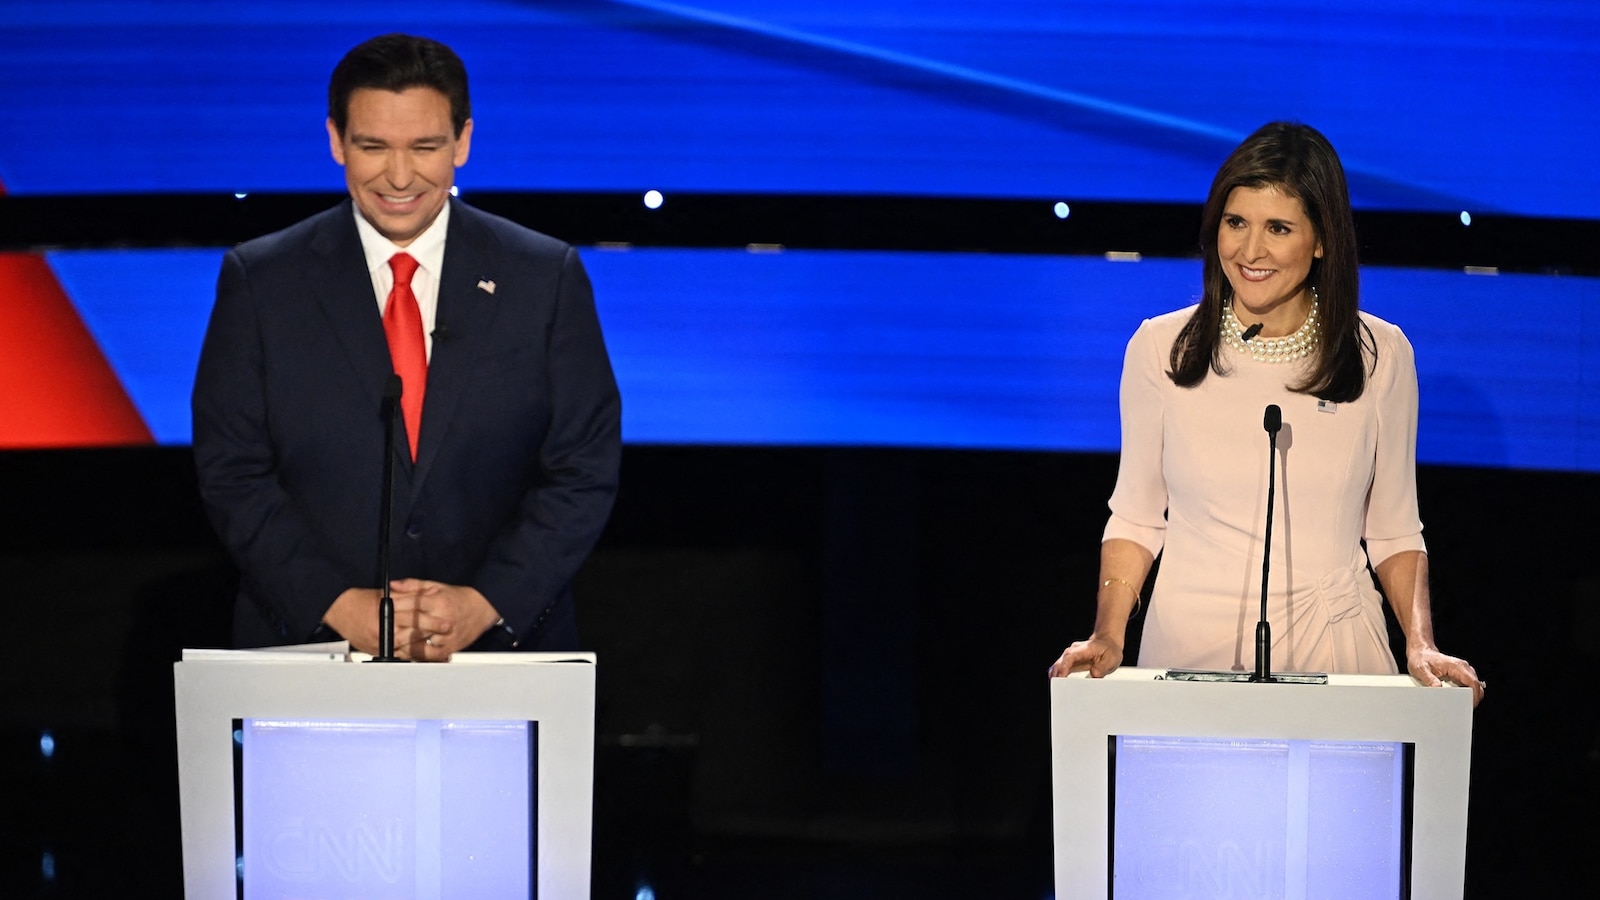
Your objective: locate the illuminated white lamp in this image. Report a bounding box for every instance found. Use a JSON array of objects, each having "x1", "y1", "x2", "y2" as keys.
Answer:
[
  {"x1": 233, "y1": 192, "x2": 248, "y2": 200},
  {"x1": 635, "y1": 886, "x2": 656, "y2": 900},
  {"x1": 1105, "y1": 251, "x2": 1142, "y2": 262},
  {"x1": 1053, "y1": 202, "x2": 1071, "y2": 219},
  {"x1": 643, "y1": 190, "x2": 664, "y2": 210},
  {"x1": 450, "y1": 185, "x2": 460, "y2": 197},
  {"x1": 1459, "y1": 210, "x2": 1472, "y2": 226},
  {"x1": 39, "y1": 729, "x2": 55, "y2": 759}
]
